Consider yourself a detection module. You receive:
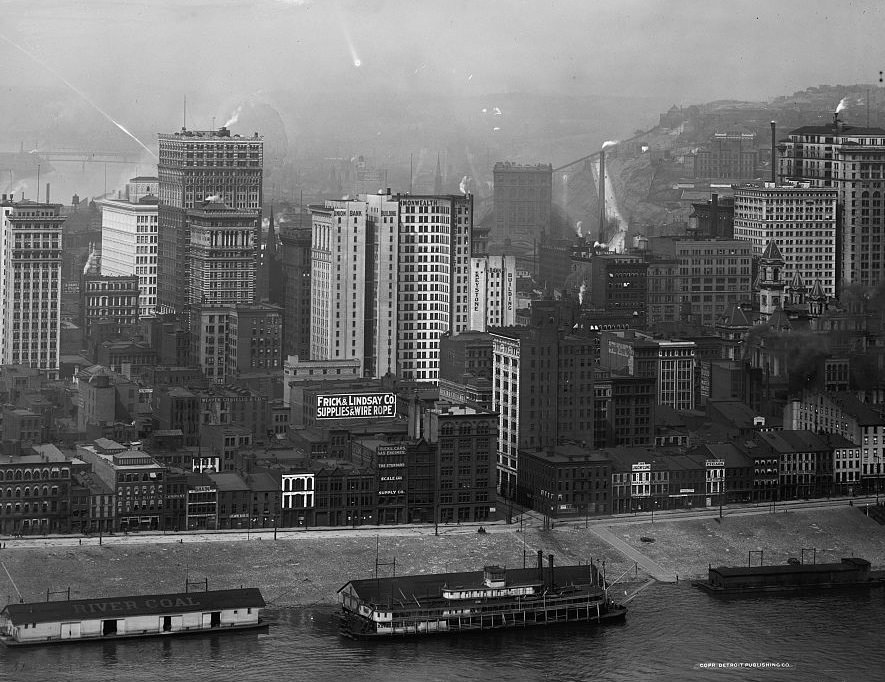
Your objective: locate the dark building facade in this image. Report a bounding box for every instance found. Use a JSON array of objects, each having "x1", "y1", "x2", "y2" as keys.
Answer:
[
  {"x1": 279, "y1": 218, "x2": 312, "y2": 360},
  {"x1": 493, "y1": 162, "x2": 552, "y2": 254}
]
